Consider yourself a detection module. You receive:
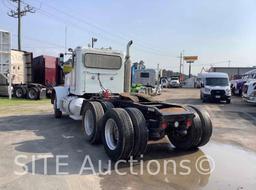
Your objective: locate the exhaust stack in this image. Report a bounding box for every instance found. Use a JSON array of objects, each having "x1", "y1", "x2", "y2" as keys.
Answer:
[{"x1": 124, "y1": 40, "x2": 133, "y2": 93}]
